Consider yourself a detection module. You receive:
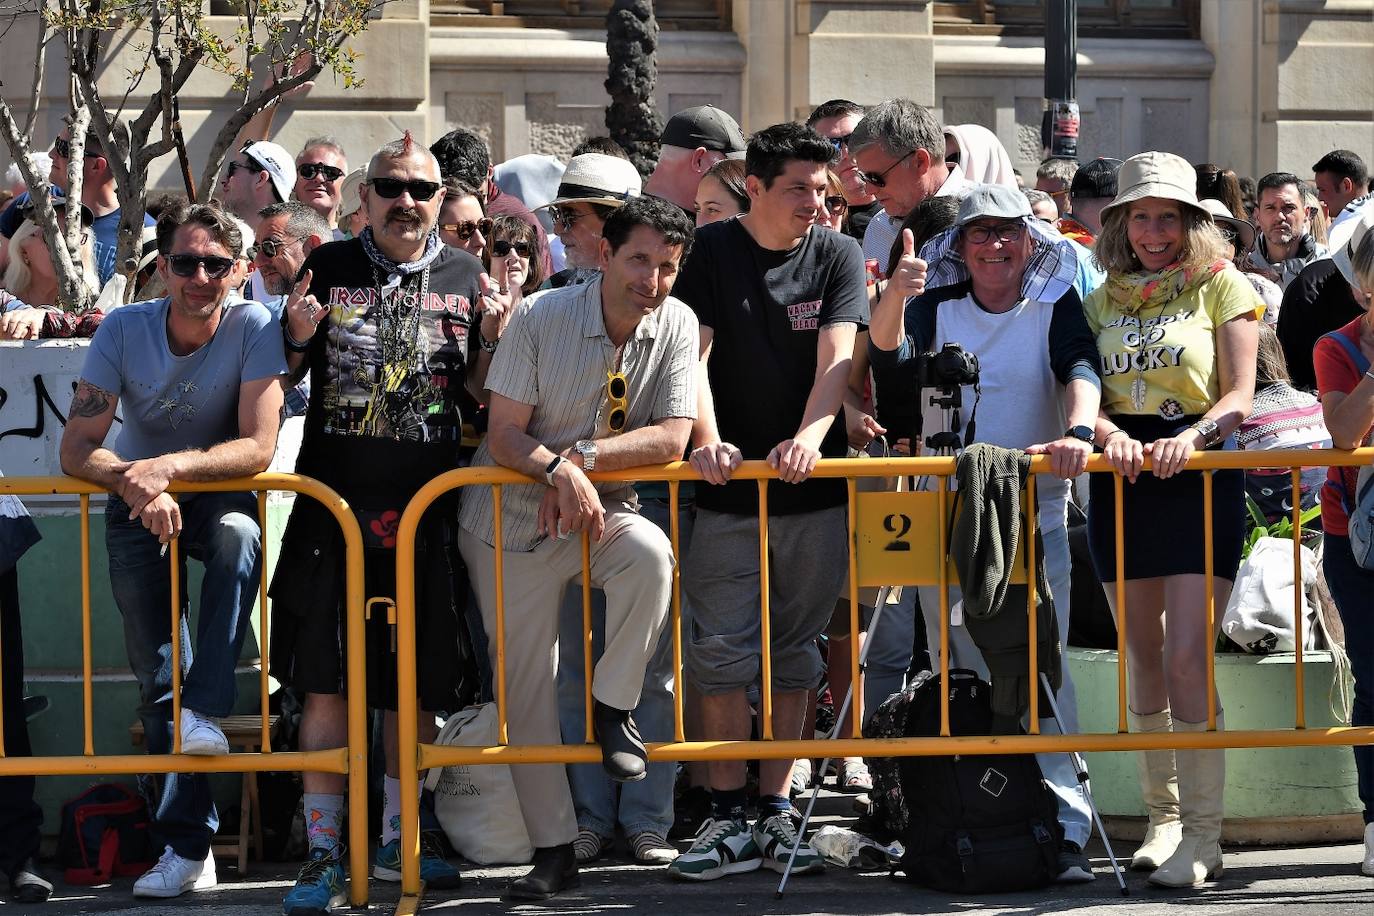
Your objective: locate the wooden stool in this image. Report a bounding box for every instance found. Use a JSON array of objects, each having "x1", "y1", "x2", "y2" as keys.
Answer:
[{"x1": 130, "y1": 715, "x2": 280, "y2": 875}]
